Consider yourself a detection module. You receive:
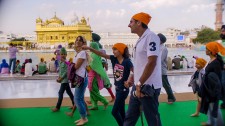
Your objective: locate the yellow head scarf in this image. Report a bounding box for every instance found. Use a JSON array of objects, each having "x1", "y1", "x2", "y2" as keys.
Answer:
[
  {"x1": 206, "y1": 42, "x2": 225, "y2": 56},
  {"x1": 196, "y1": 58, "x2": 207, "y2": 68}
]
